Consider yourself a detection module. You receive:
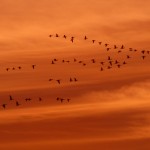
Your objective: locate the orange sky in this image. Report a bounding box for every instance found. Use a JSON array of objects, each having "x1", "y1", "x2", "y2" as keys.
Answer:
[{"x1": 0, "y1": 0, "x2": 150, "y2": 150}]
